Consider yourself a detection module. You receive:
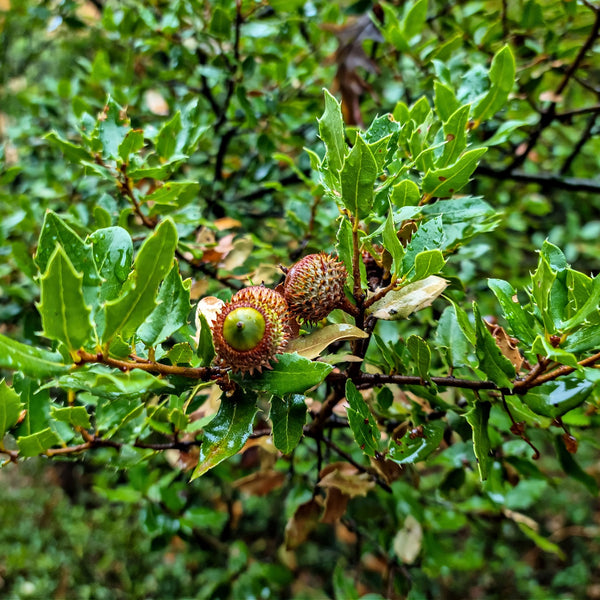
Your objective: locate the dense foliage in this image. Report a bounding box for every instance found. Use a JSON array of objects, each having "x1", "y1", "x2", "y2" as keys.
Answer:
[{"x1": 1, "y1": 0, "x2": 599, "y2": 598}]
